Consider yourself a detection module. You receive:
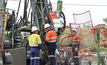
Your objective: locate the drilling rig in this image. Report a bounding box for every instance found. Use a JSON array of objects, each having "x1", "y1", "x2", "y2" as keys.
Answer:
[{"x1": 0, "y1": 0, "x2": 66, "y2": 65}]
